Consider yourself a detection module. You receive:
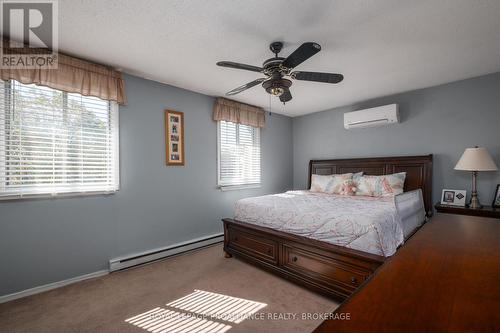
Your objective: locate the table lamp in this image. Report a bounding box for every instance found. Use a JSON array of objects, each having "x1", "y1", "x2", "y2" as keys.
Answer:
[{"x1": 454, "y1": 147, "x2": 498, "y2": 209}]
